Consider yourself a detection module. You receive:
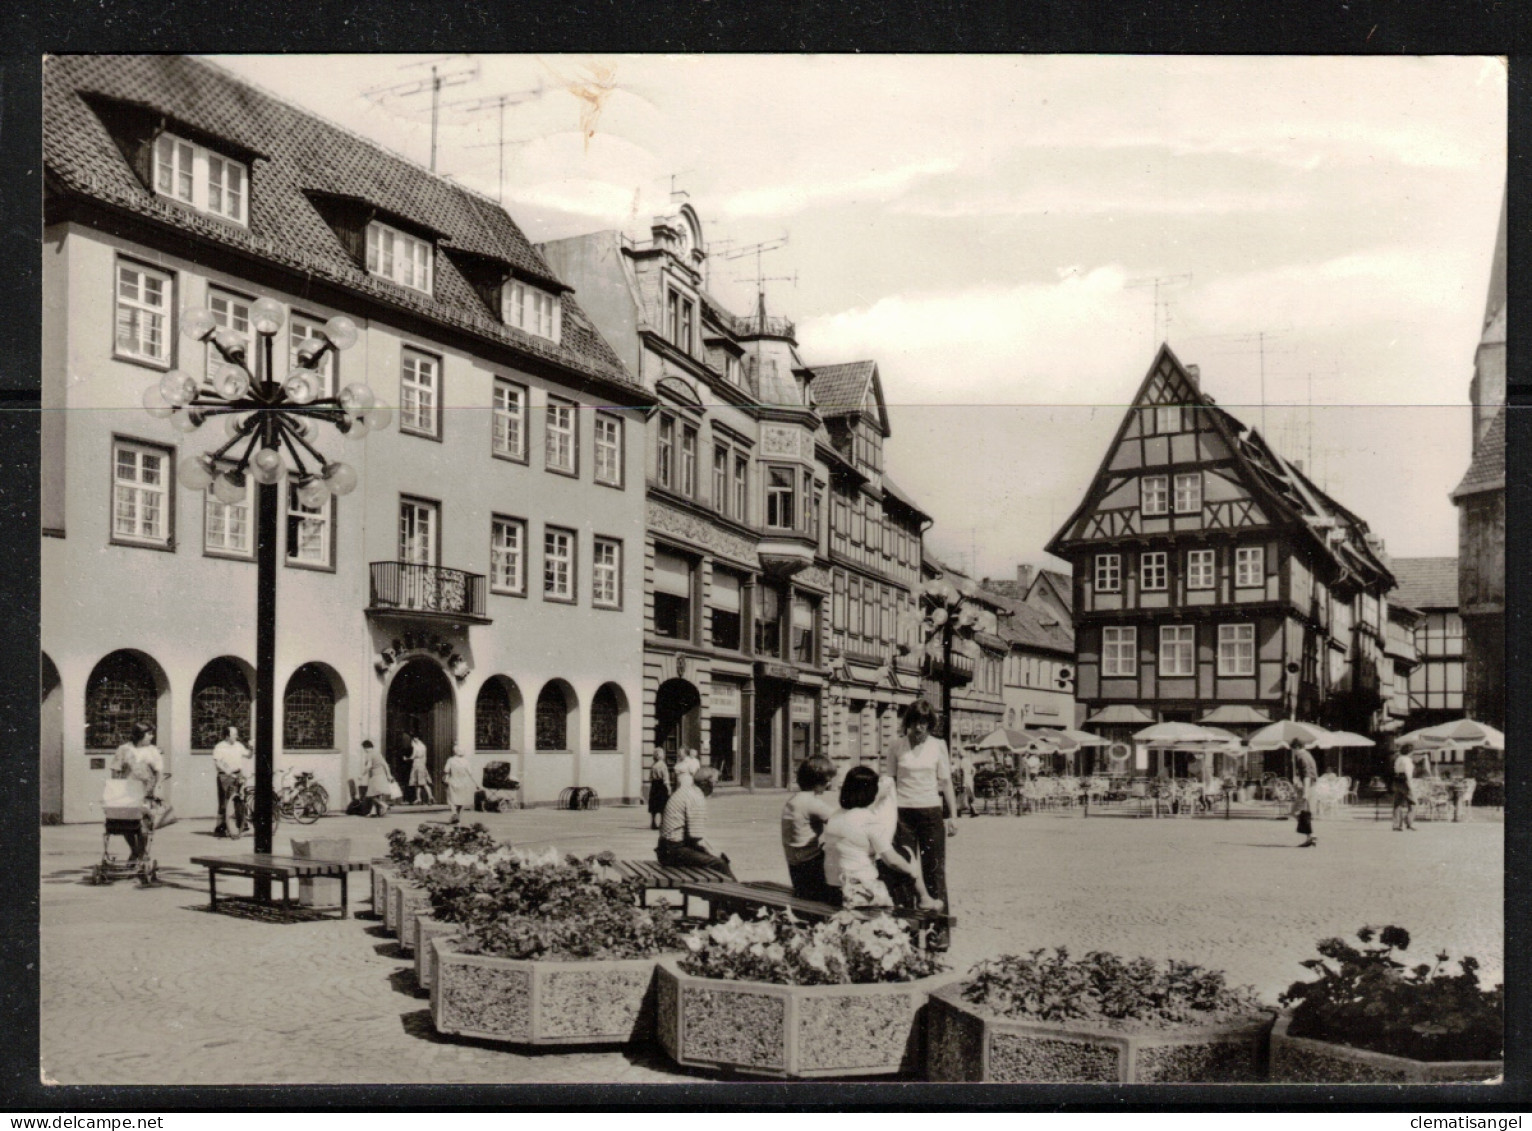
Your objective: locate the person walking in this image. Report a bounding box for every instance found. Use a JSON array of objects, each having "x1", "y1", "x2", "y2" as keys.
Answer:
[
  {"x1": 211, "y1": 725, "x2": 251, "y2": 837},
  {"x1": 888, "y1": 698, "x2": 959, "y2": 919},
  {"x1": 780, "y1": 755, "x2": 837, "y2": 901},
  {"x1": 107, "y1": 723, "x2": 163, "y2": 860},
  {"x1": 1292, "y1": 739, "x2": 1319, "y2": 847},
  {"x1": 358, "y1": 739, "x2": 394, "y2": 817},
  {"x1": 406, "y1": 732, "x2": 432, "y2": 805},
  {"x1": 1391, "y1": 747, "x2": 1418, "y2": 831},
  {"x1": 656, "y1": 765, "x2": 734, "y2": 877},
  {"x1": 443, "y1": 744, "x2": 477, "y2": 824},
  {"x1": 647, "y1": 750, "x2": 671, "y2": 831},
  {"x1": 953, "y1": 746, "x2": 978, "y2": 817}
]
